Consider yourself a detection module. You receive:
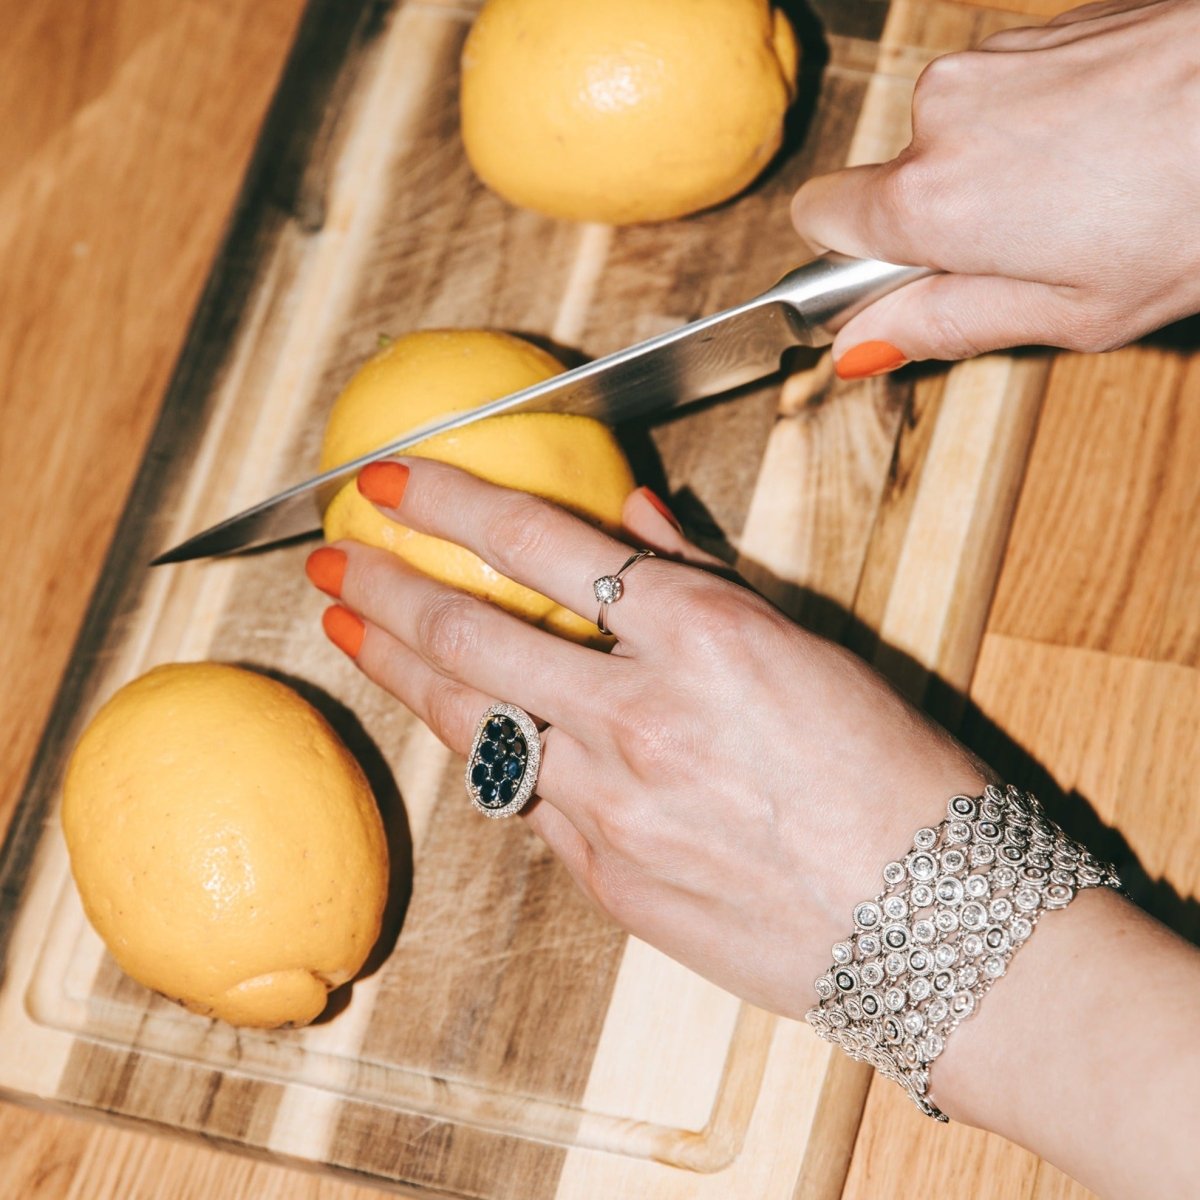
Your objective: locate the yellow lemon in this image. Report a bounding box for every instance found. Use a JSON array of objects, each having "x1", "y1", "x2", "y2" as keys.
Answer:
[
  {"x1": 460, "y1": 0, "x2": 798, "y2": 224},
  {"x1": 62, "y1": 663, "x2": 389, "y2": 1029},
  {"x1": 320, "y1": 329, "x2": 635, "y2": 646}
]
